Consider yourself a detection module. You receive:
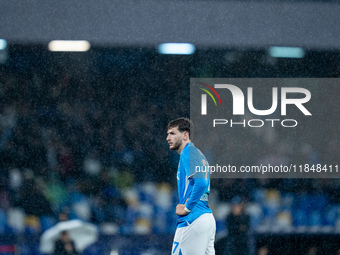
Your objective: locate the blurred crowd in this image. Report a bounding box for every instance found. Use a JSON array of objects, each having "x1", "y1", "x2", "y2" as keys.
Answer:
[
  {"x1": 0, "y1": 51, "x2": 189, "y2": 235},
  {"x1": 0, "y1": 48, "x2": 339, "y2": 240}
]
